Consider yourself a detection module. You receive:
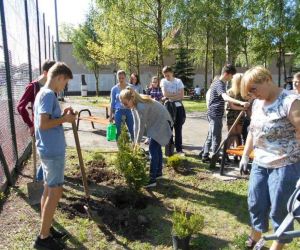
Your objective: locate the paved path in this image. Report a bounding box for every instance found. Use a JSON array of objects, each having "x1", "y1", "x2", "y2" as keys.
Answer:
[{"x1": 61, "y1": 98, "x2": 227, "y2": 155}]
